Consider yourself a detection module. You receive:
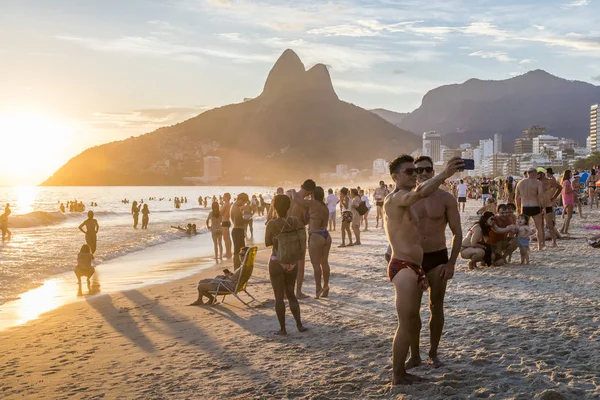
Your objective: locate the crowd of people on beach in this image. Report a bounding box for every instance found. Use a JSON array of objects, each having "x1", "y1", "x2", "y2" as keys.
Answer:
[{"x1": 3, "y1": 159, "x2": 599, "y2": 389}]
